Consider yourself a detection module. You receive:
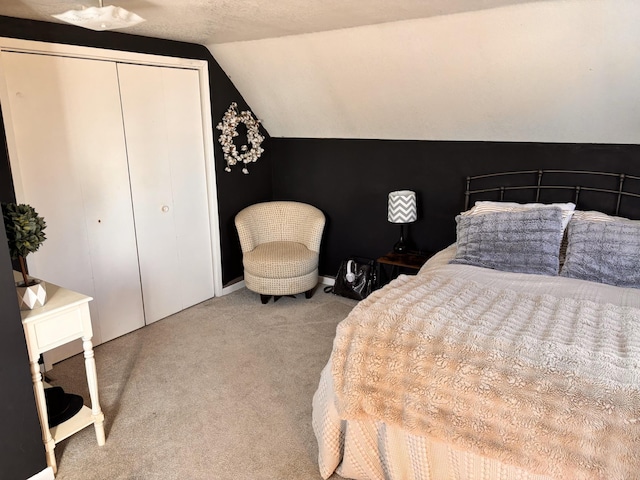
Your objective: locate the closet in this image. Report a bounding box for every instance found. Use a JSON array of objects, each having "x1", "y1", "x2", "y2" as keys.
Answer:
[{"x1": 0, "y1": 46, "x2": 218, "y2": 362}]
